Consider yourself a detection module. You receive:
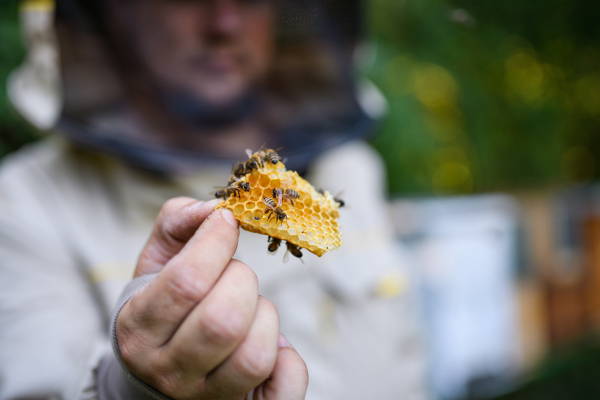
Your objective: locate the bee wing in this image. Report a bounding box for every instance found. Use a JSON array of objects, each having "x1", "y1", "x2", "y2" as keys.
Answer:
[
  {"x1": 245, "y1": 149, "x2": 254, "y2": 158},
  {"x1": 268, "y1": 248, "x2": 278, "y2": 256},
  {"x1": 262, "y1": 197, "x2": 273, "y2": 208},
  {"x1": 334, "y1": 190, "x2": 345, "y2": 199},
  {"x1": 283, "y1": 249, "x2": 290, "y2": 263},
  {"x1": 298, "y1": 257, "x2": 305, "y2": 265}
]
